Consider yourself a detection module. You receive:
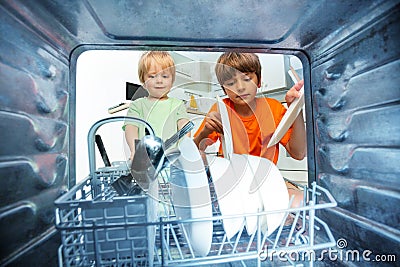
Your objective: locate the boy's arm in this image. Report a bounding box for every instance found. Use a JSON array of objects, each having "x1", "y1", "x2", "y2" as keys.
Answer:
[
  {"x1": 285, "y1": 112, "x2": 306, "y2": 160},
  {"x1": 124, "y1": 124, "x2": 139, "y2": 160},
  {"x1": 284, "y1": 80, "x2": 306, "y2": 160}
]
